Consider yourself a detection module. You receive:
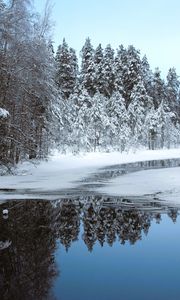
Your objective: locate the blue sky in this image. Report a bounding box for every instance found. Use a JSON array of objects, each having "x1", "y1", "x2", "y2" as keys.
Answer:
[{"x1": 34, "y1": 0, "x2": 180, "y2": 77}]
